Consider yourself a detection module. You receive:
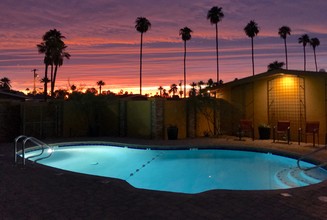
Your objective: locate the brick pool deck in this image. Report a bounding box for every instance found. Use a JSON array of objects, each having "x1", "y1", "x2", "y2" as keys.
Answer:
[{"x1": 1, "y1": 136, "x2": 327, "y2": 219}]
